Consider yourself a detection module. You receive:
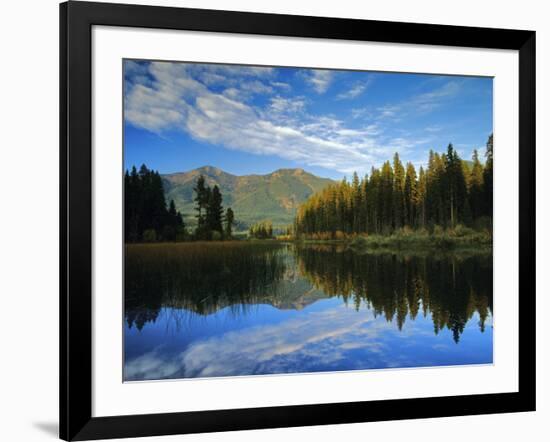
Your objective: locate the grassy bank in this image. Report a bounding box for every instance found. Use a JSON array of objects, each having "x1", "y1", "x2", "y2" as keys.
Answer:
[{"x1": 346, "y1": 225, "x2": 491, "y2": 252}]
